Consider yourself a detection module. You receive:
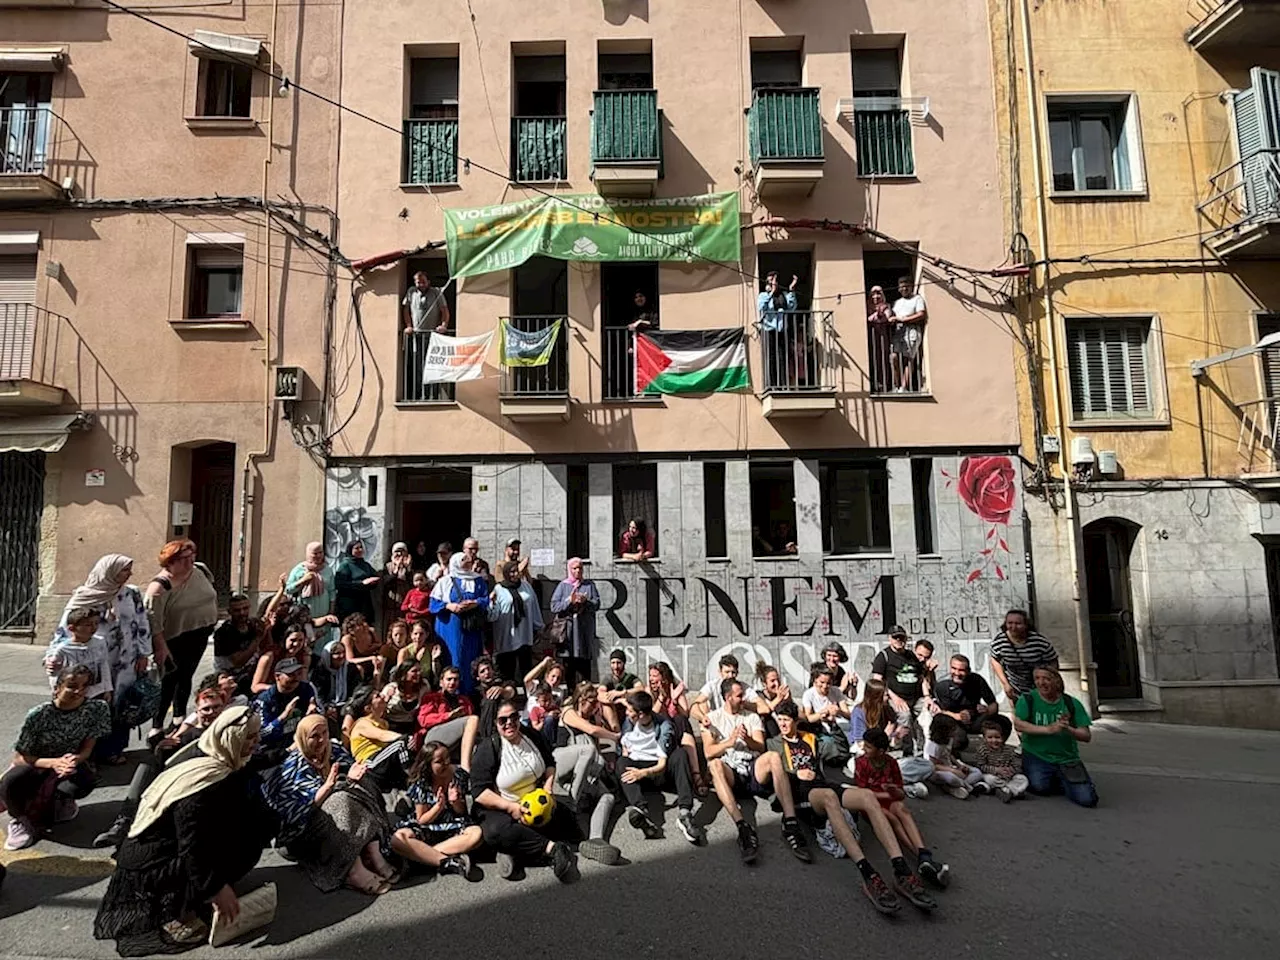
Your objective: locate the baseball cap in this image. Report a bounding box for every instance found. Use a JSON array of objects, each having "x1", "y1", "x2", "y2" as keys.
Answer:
[
  {"x1": 888, "y1": 625, "x2": 908, "y2": 639},
  {"x1": 506, "y1": 537, "x2": 521, "y2": 547},
  {"x1": 275, "y1": 657, "x2": 304, "y2": 676}
]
